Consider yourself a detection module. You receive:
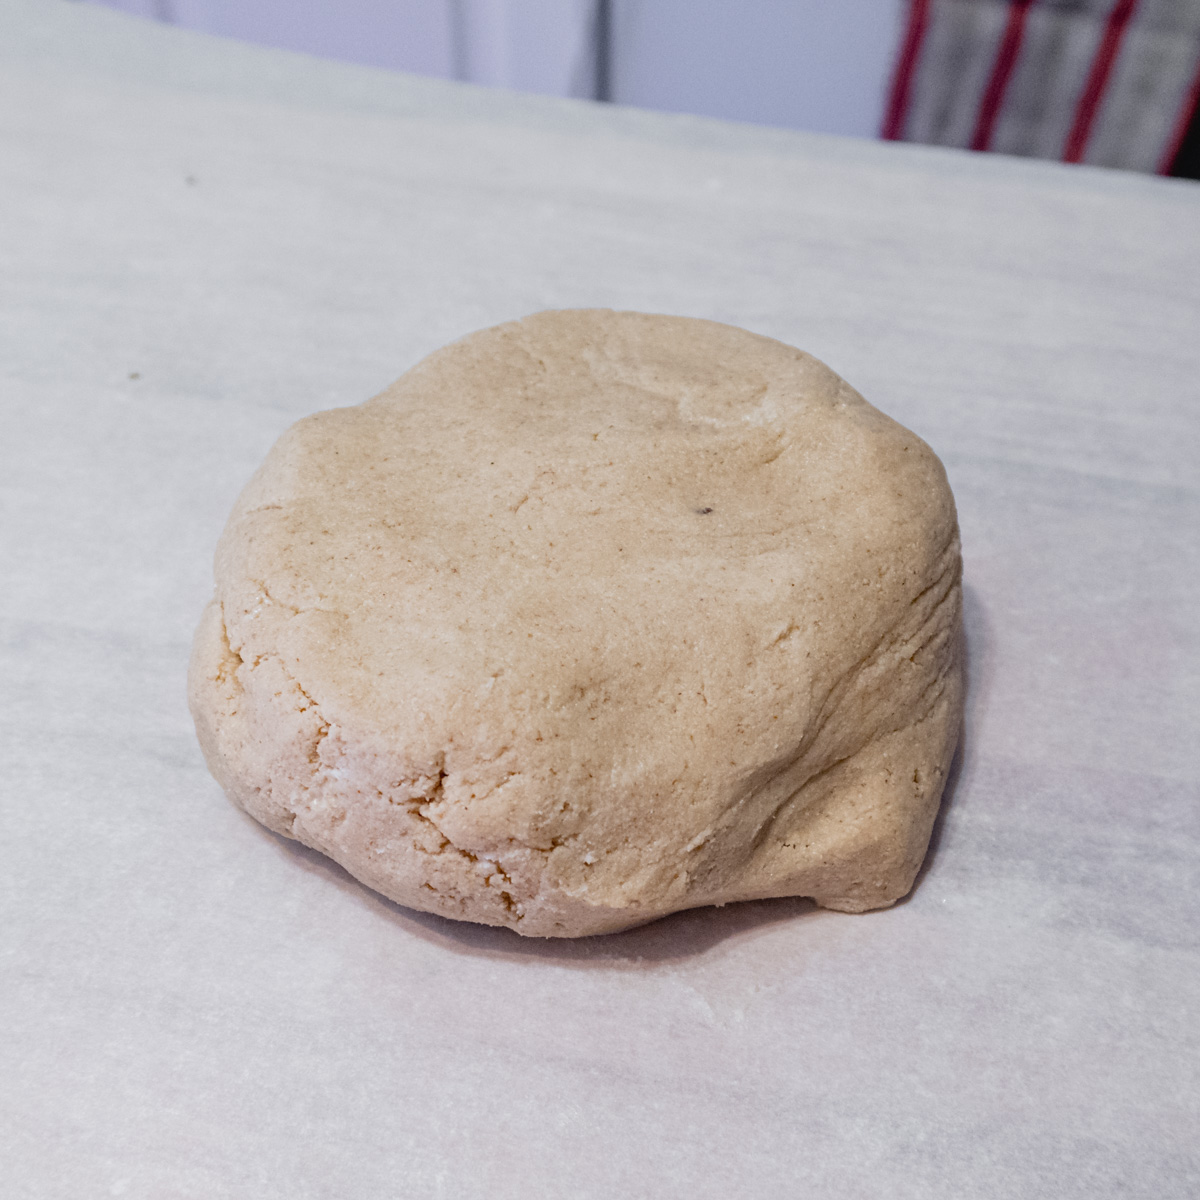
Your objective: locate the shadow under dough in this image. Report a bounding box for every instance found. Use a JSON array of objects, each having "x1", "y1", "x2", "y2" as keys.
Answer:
[{"x1": 269, "y1": 828, "x2": 825, "y2": 968}]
